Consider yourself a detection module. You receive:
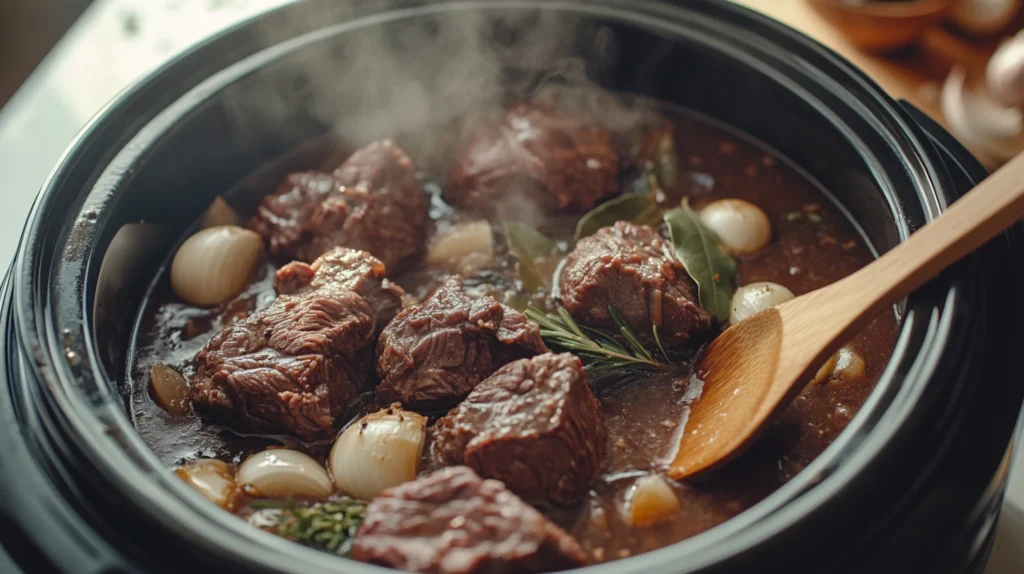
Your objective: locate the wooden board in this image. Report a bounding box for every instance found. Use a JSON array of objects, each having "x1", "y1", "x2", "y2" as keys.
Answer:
[{"x1": 733, "y1": 0, "x2": 1022, "y2": 167}]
